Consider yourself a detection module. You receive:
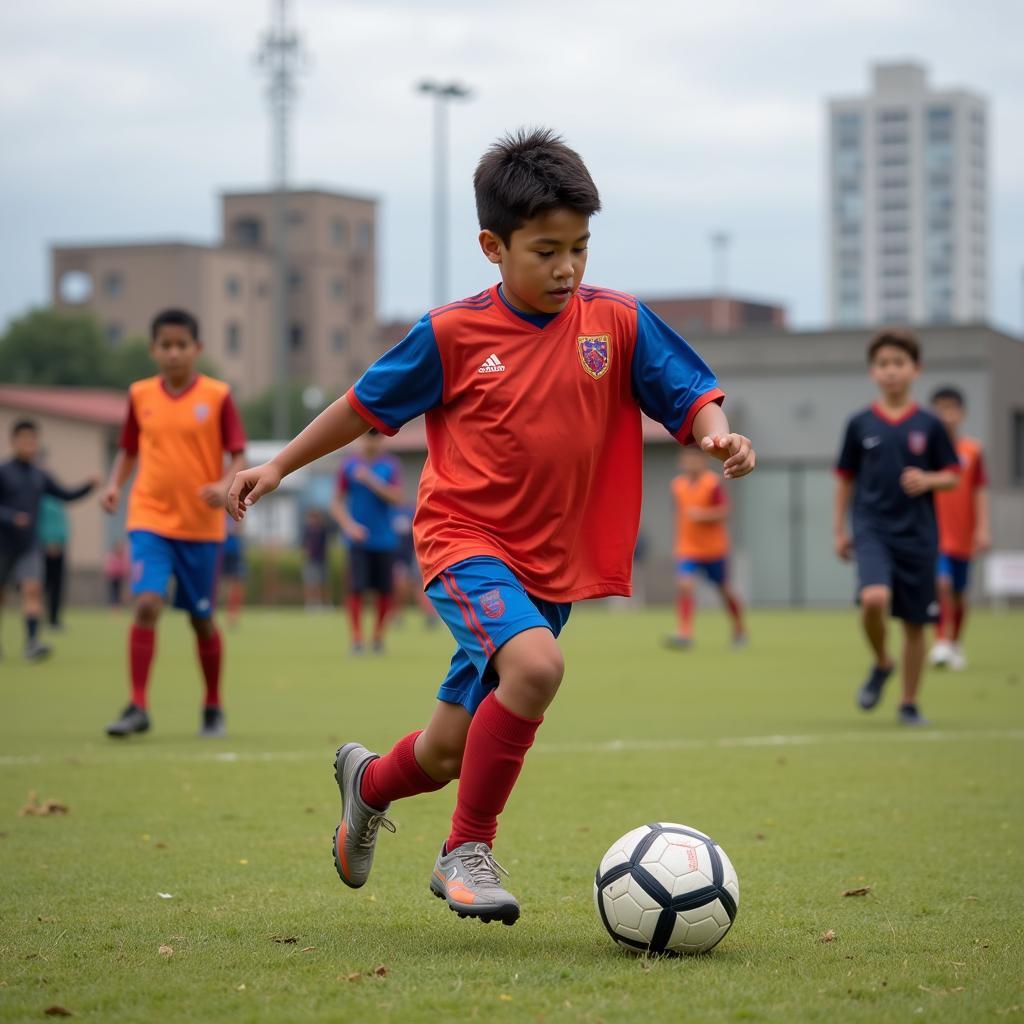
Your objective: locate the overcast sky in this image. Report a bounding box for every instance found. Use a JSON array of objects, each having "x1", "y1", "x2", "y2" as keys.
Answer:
[{"x1": 1, "y1": 0, "x2": 1022, "y2": 334}]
